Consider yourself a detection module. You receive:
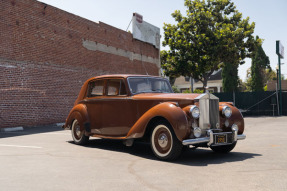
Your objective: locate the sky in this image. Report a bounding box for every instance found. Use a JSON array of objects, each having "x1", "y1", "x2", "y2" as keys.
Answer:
[{"x1": 38, "y1": 0, "x2": 287, "y2": 81}]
